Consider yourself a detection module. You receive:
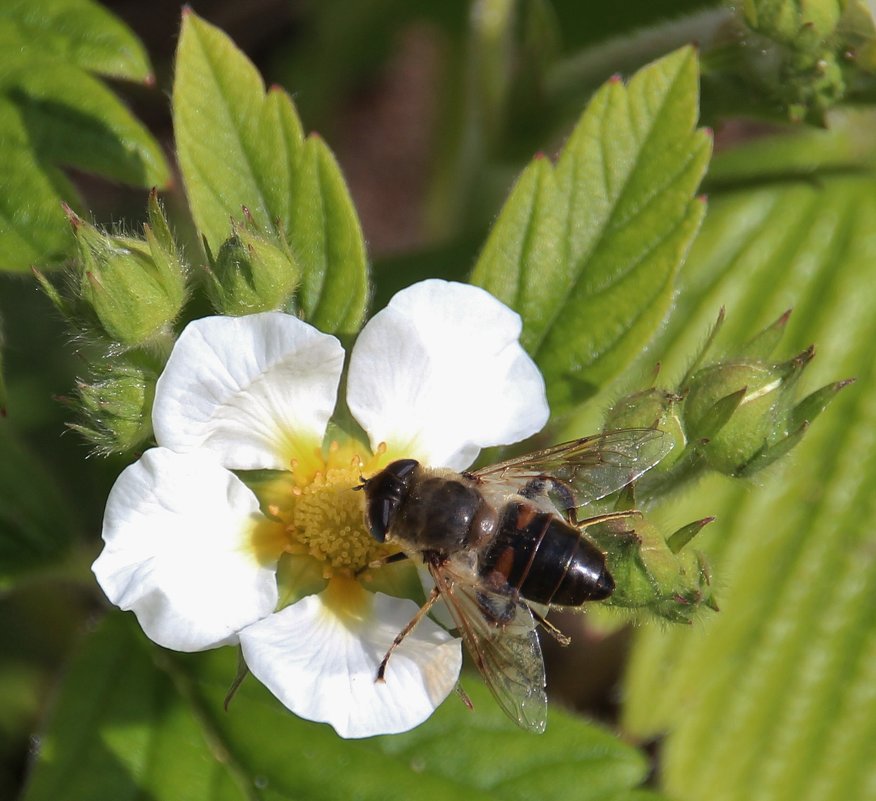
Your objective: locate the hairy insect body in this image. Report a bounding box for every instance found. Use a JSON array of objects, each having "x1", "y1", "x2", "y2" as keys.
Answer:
[
  {"x1": 391, "y1": 467, "x2": 496, "y2": 553},
  {"x1": 360, "y1": 429, "x2": 671, "y2": 731},
  {"x1": 388, "y1": 465, "x2": 614, "y2": 608}
]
